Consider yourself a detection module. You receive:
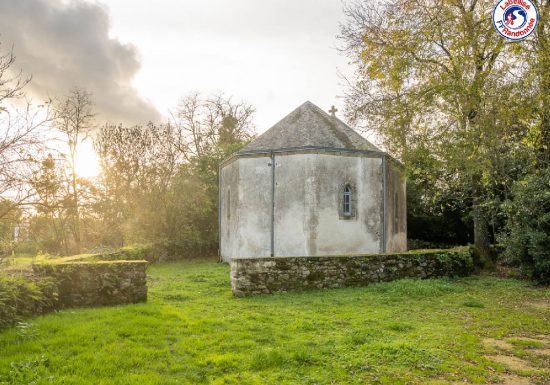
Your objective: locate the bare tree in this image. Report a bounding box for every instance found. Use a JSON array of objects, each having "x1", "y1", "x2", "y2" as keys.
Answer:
[
  {"x1": 171, "y1": 93, "x2": 255, "y2": 161},
  {"x1": 0, "y1": 43, "x2": 30, "y2": 108},
  {"x1": 0, "y1": 42, "x2": 50, "y2": 221},
  {"x1": 55, "y1": 87, "x2": 95, "y2": 253}
]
